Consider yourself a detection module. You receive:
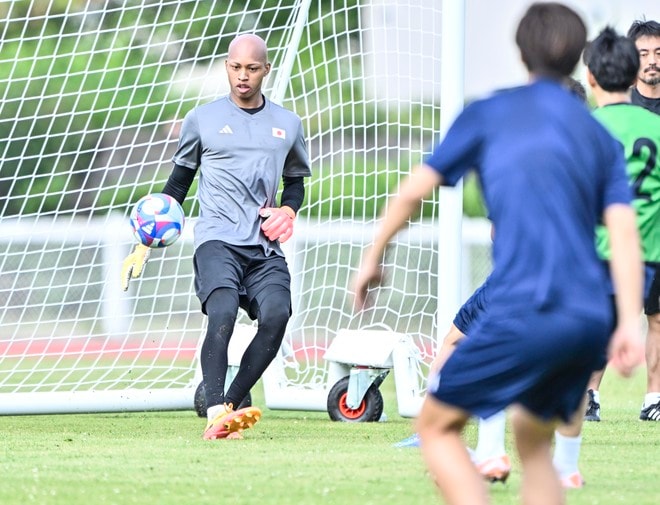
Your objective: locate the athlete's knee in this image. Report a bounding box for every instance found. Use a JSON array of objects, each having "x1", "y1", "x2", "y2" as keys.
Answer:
[
  {"x1": 205, "y1": 288, "x2": 239, "y2": 340},
  {"x1": 416, "y1": 396, "x2": 467, "y2": 437},
  {"x1": 510, "y1": 406, "x2": 555, "y2": 455},
  {"x1": 647, "y1": 313, "x2": 660, "y2": 335},
  {"x1": 256, "y1": 290, "x2": 291, "y2": 330}
]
